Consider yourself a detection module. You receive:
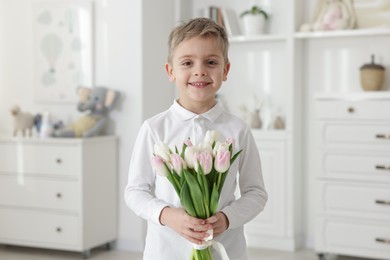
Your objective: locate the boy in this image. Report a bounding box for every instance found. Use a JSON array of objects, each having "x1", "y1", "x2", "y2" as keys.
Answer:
[{"x1": 124, "y1": 18, "x2": 267, "y2": 260}]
